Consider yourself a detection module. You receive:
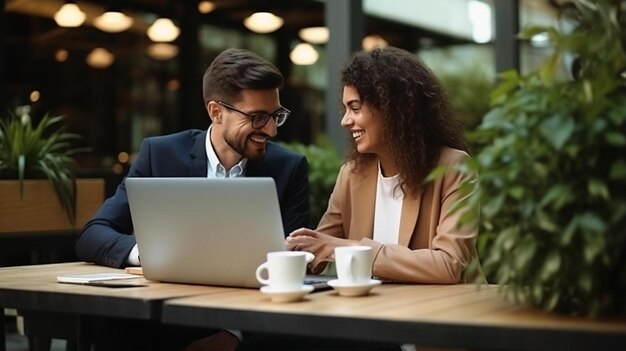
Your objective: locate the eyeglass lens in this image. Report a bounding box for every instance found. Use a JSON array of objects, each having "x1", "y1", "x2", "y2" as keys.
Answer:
[{"x1": 218, "y1": 101, "x2": 289, "y2": 129}]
